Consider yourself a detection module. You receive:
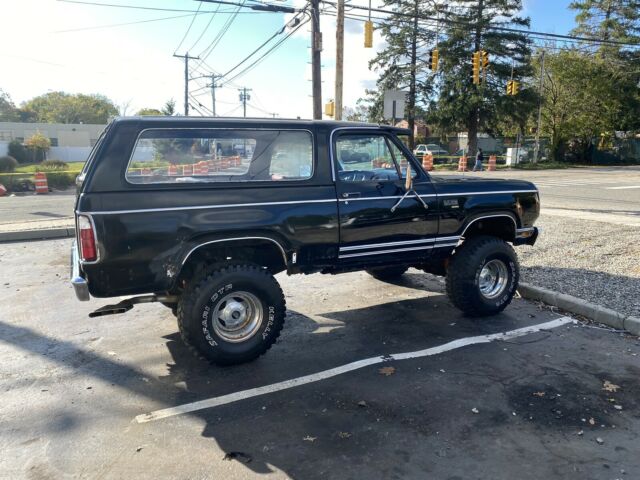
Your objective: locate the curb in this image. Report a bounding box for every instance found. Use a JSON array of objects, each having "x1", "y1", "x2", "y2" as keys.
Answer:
[
  {"x1": 518, "y1": 282, "x2": 640, "y2": 336},
  {"x1": 0, "y1": 227, "x2": 75, "y2": 243}
]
